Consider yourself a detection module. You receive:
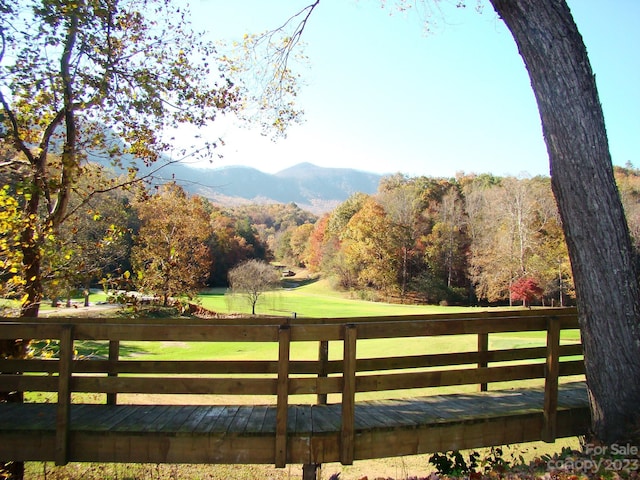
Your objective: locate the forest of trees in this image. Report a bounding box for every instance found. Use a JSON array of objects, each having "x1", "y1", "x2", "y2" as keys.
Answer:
[{"x1": 4, "y1": 164, "x2": 639, "y2": 309}]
